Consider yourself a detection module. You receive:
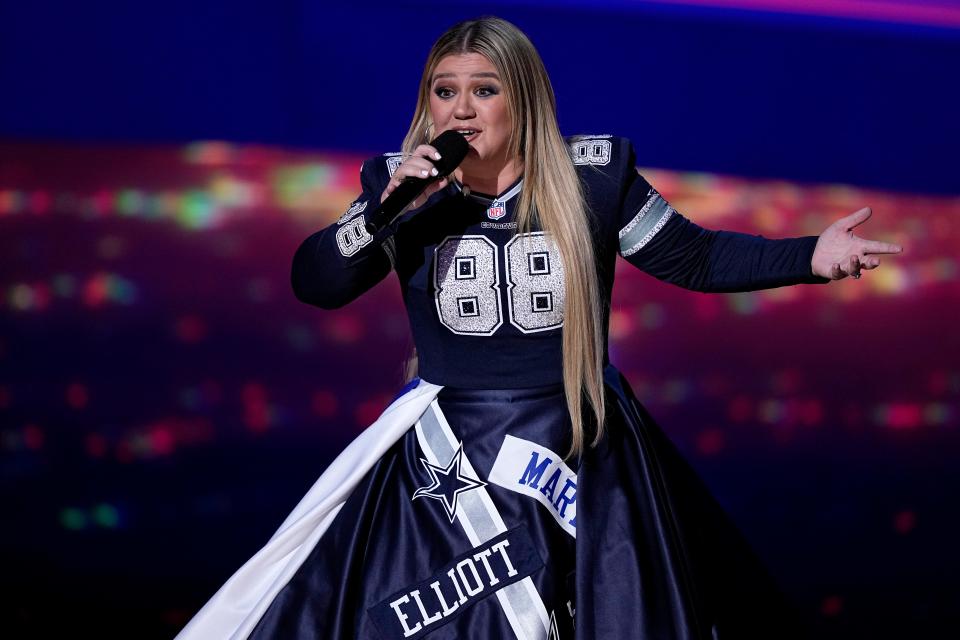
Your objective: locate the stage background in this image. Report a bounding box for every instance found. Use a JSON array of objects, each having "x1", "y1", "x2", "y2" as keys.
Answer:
[{"x1": 1, "y1": 1, "x2": 958, "y2": 637}]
